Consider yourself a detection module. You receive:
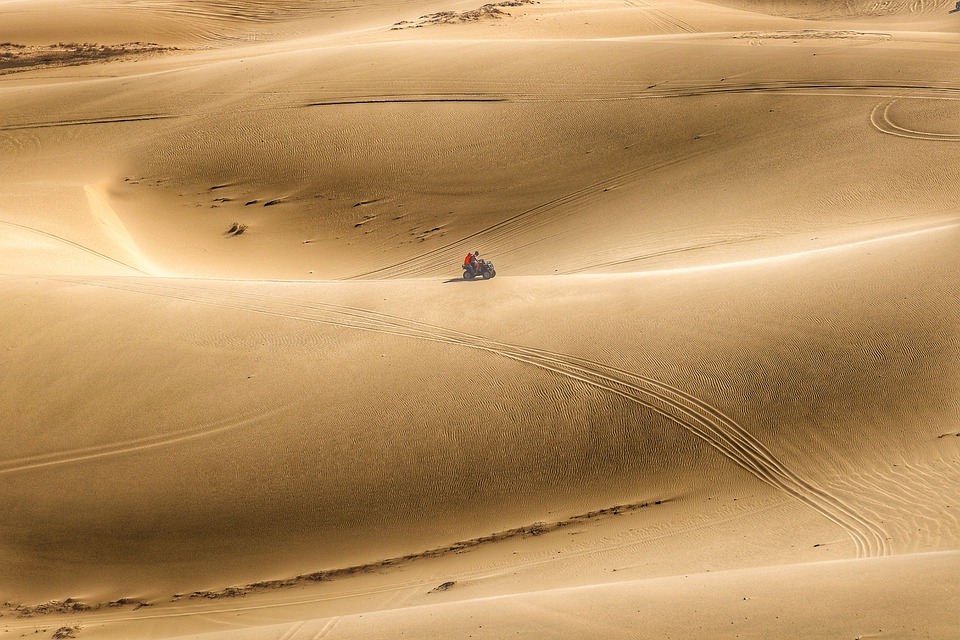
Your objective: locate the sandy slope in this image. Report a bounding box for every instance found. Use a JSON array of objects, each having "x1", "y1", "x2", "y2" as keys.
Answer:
[
  {"x1": 1, "y1": 0, "x2": 958, "y2": 638},
  {"x1": 152, "y1": 552, "x2": 960, "y2": 640}
]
